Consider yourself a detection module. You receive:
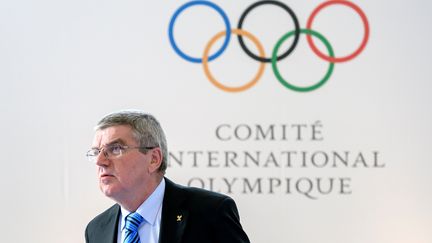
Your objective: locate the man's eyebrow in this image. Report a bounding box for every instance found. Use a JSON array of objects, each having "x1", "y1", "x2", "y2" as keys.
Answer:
[
  {"x1": 92, "y1": 138, "x2": 127, "y2": 149},
  {"x1": 105, "y1": 139, "x2": 127, "y2": 146}
]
